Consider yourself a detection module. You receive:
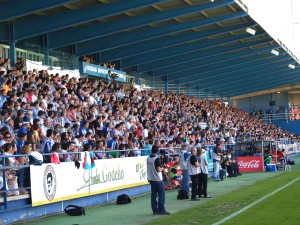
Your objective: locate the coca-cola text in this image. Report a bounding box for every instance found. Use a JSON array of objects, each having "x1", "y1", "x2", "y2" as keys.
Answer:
[{"x1": 236, "y1": 156, "x2": 264, "y2": 172}]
